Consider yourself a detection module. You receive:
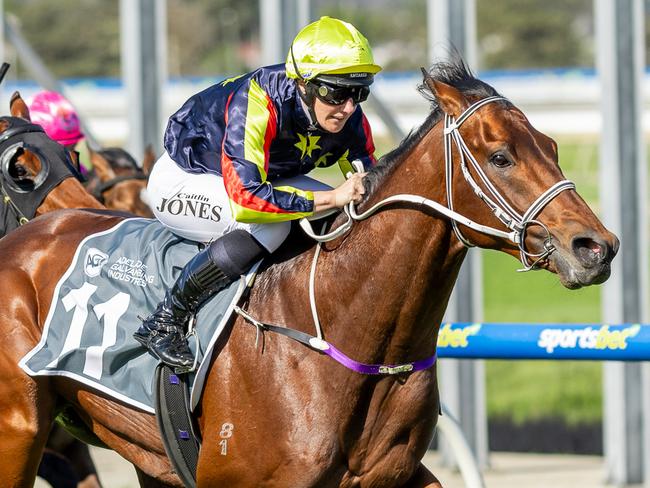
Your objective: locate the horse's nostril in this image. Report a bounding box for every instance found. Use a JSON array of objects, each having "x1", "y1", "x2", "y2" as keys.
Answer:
[{"x1": 573, "y1": 237, "x2": 607, "y2": 266}]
